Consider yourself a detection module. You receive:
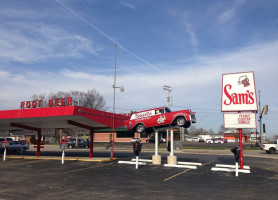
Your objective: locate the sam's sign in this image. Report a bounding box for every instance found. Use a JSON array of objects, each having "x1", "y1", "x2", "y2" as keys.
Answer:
[
  {"x1": 20, "y1": 97, "x2": 72, "y2": 109},
  {"x1": 221, "y1": 72, "x2": 258, "y2": 112}
]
